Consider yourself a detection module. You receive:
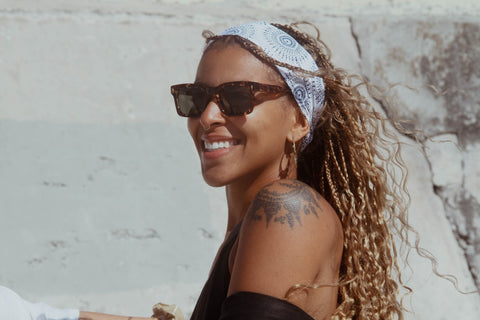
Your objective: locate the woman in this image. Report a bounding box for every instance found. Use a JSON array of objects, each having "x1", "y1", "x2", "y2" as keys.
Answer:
[
  {"x1": 170, "y1": 21, "x2": 406, "y2": 320},
  {"x1": 180, "y1": 22, "x2": 343, "y2": 320},
  {"x1": 1, "y1": 21, "x2": 408, "y2": 320}
]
